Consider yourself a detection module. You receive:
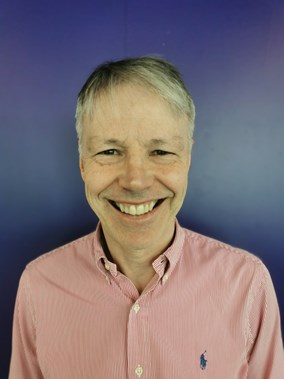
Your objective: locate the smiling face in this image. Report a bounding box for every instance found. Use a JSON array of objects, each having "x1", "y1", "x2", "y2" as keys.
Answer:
[{"x1": 80, "y1": 84, "x2": 191, "y2": 255}]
